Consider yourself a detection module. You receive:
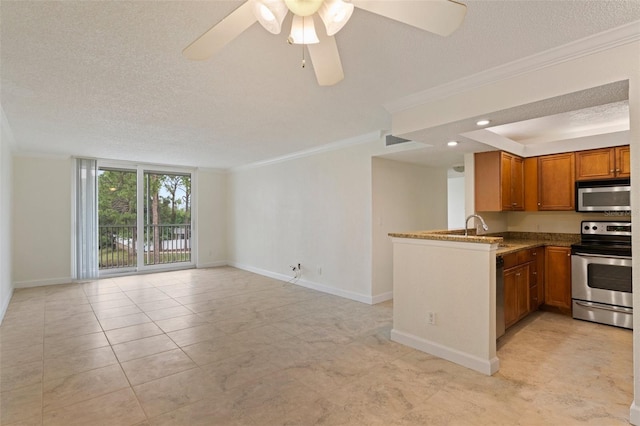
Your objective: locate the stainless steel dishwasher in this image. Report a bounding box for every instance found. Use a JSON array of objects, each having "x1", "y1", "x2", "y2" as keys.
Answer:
[{"x1": 496, "y1": 255, "x2": 505, "y2": 338}]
